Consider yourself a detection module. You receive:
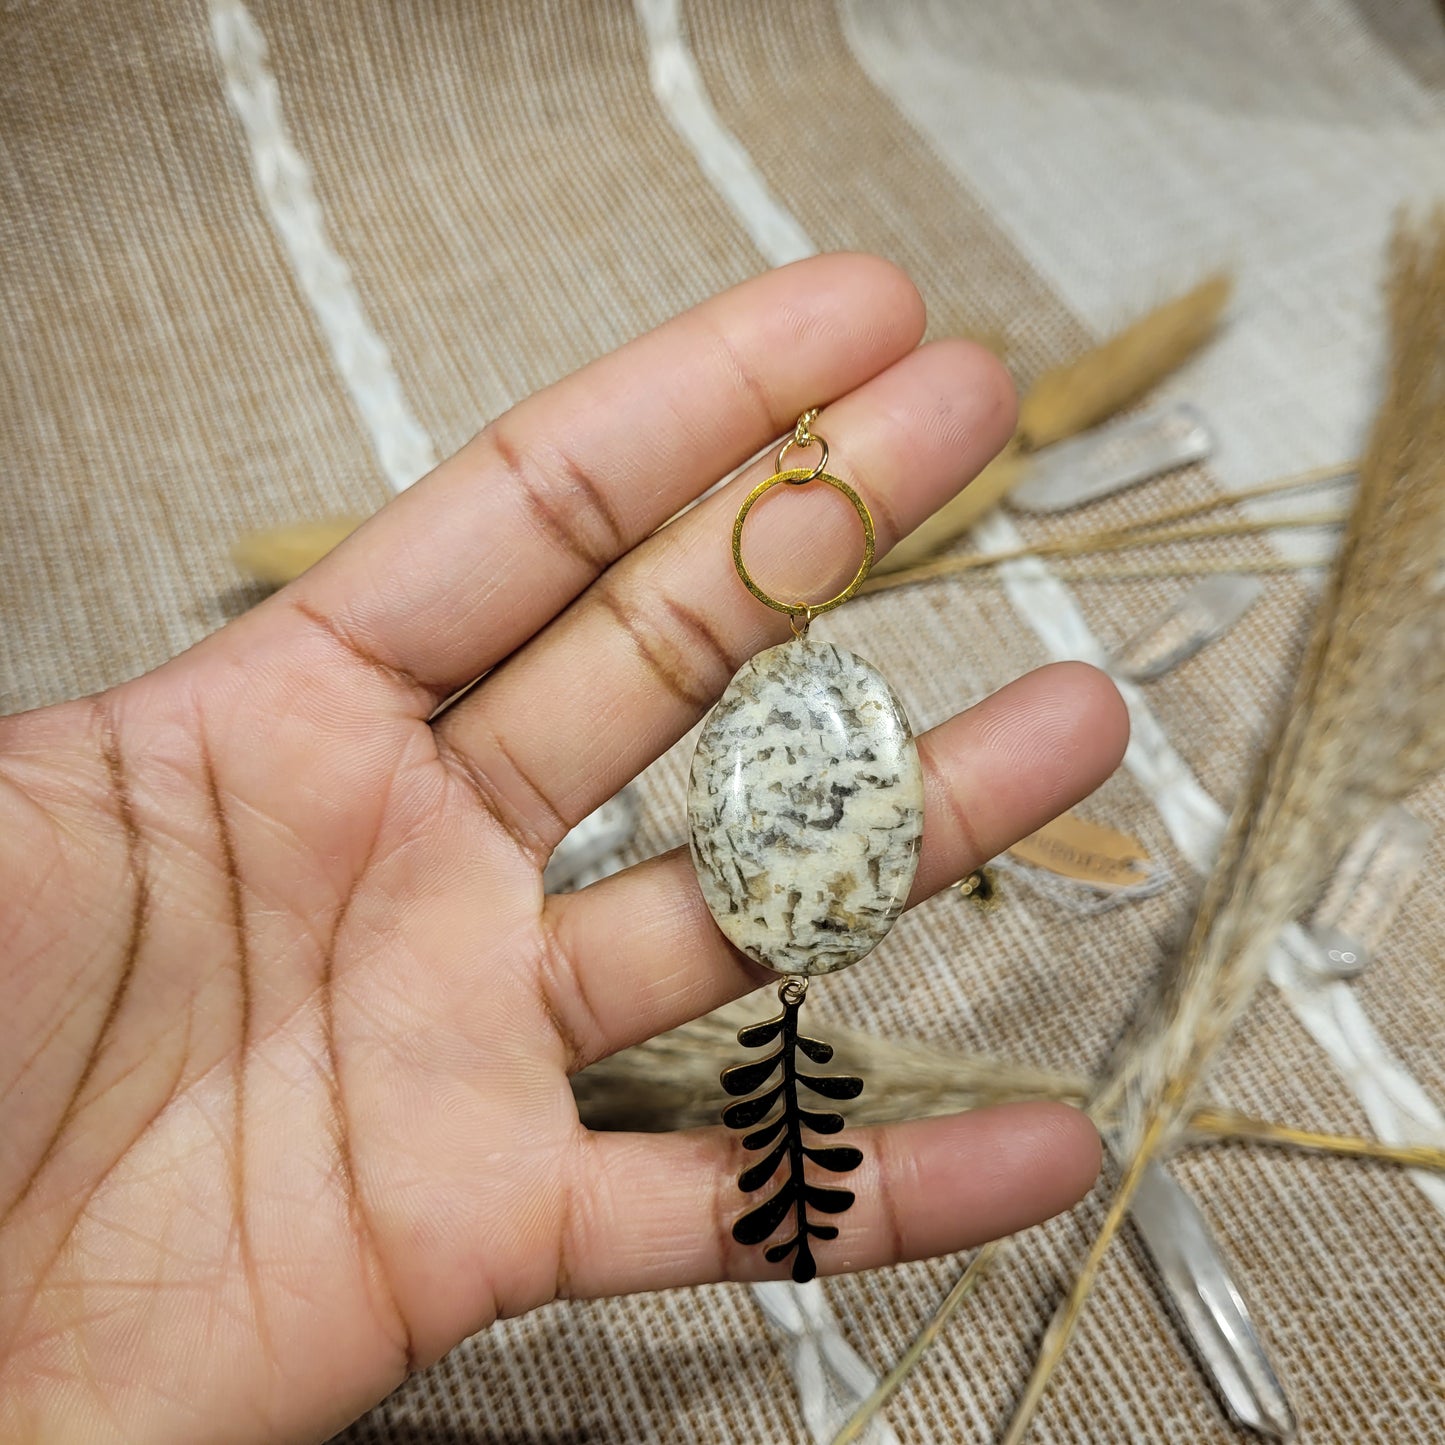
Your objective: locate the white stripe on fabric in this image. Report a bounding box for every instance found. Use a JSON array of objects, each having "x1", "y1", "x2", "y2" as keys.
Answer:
[
  {"x1": 209, "y1": 0, "x2": 437, "y2": 492},
  {"x1": 632, "y1": 0, "x2": 815, "y2": 268},
  {"x1": 835, "y1": 0, "x2": 1445, "y2": 568}
]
